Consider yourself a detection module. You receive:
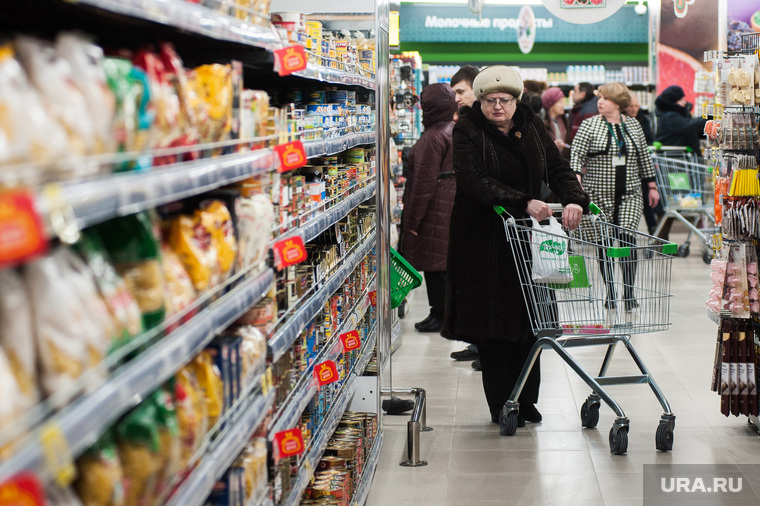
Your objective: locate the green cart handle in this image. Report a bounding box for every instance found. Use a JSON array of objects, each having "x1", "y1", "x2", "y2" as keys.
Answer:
[{"x1": 493, "y1": 202, "x2": 601, "y2": 216}]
